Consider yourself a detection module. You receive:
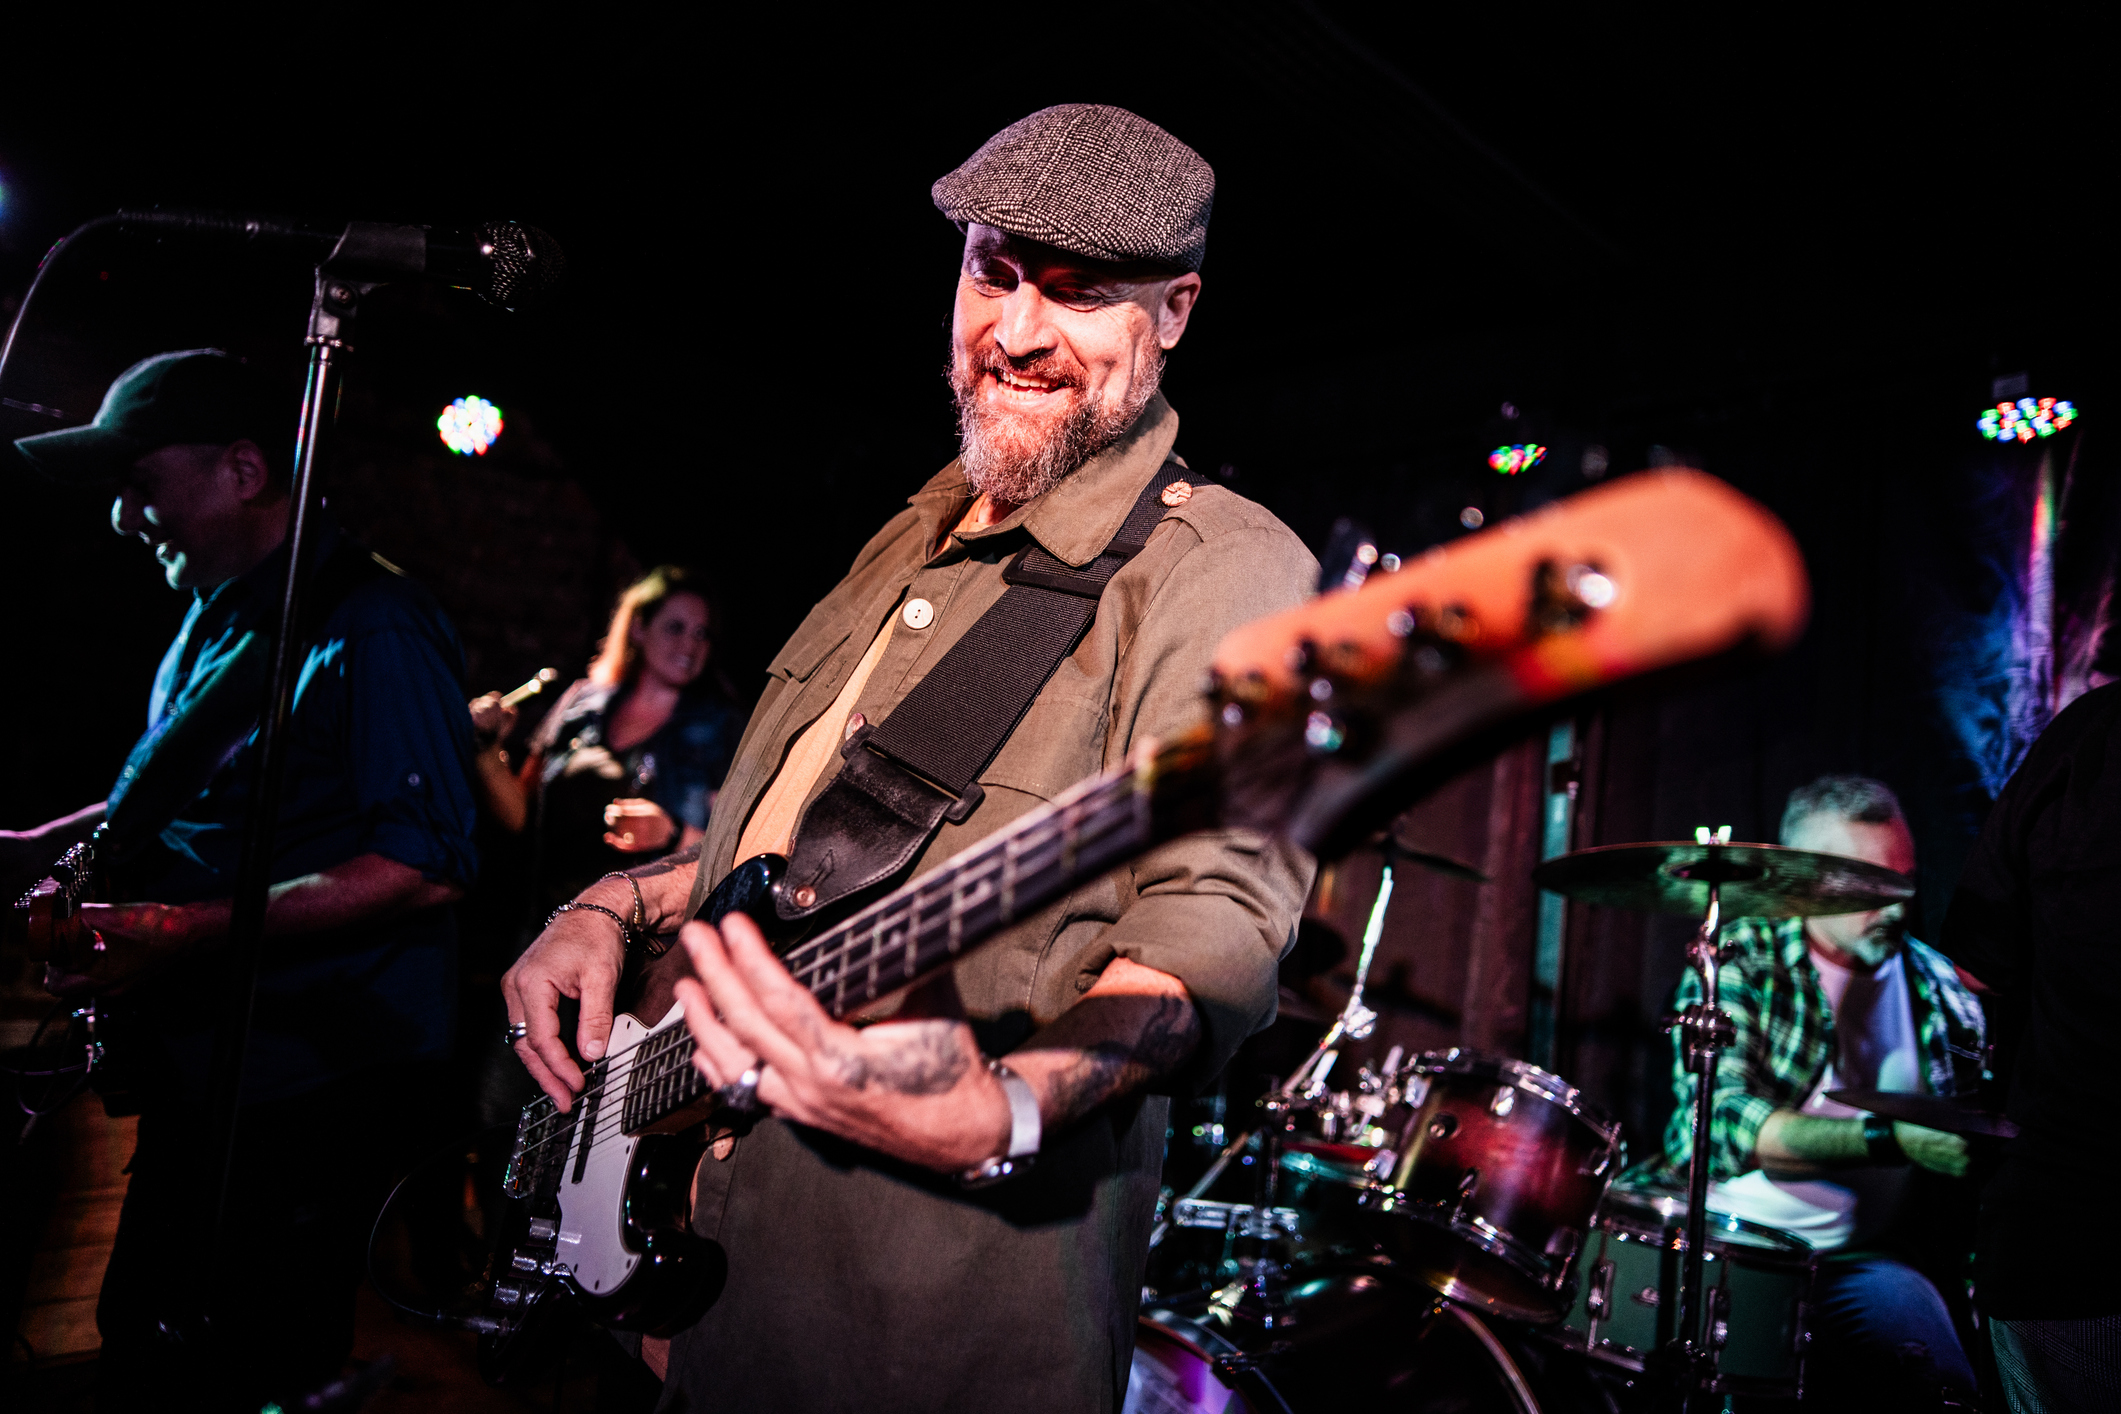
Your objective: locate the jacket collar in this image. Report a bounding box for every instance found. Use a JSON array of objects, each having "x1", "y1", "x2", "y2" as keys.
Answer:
[{"x1": 909, "y1": 394, "x2": 1180, "y2": 568}]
